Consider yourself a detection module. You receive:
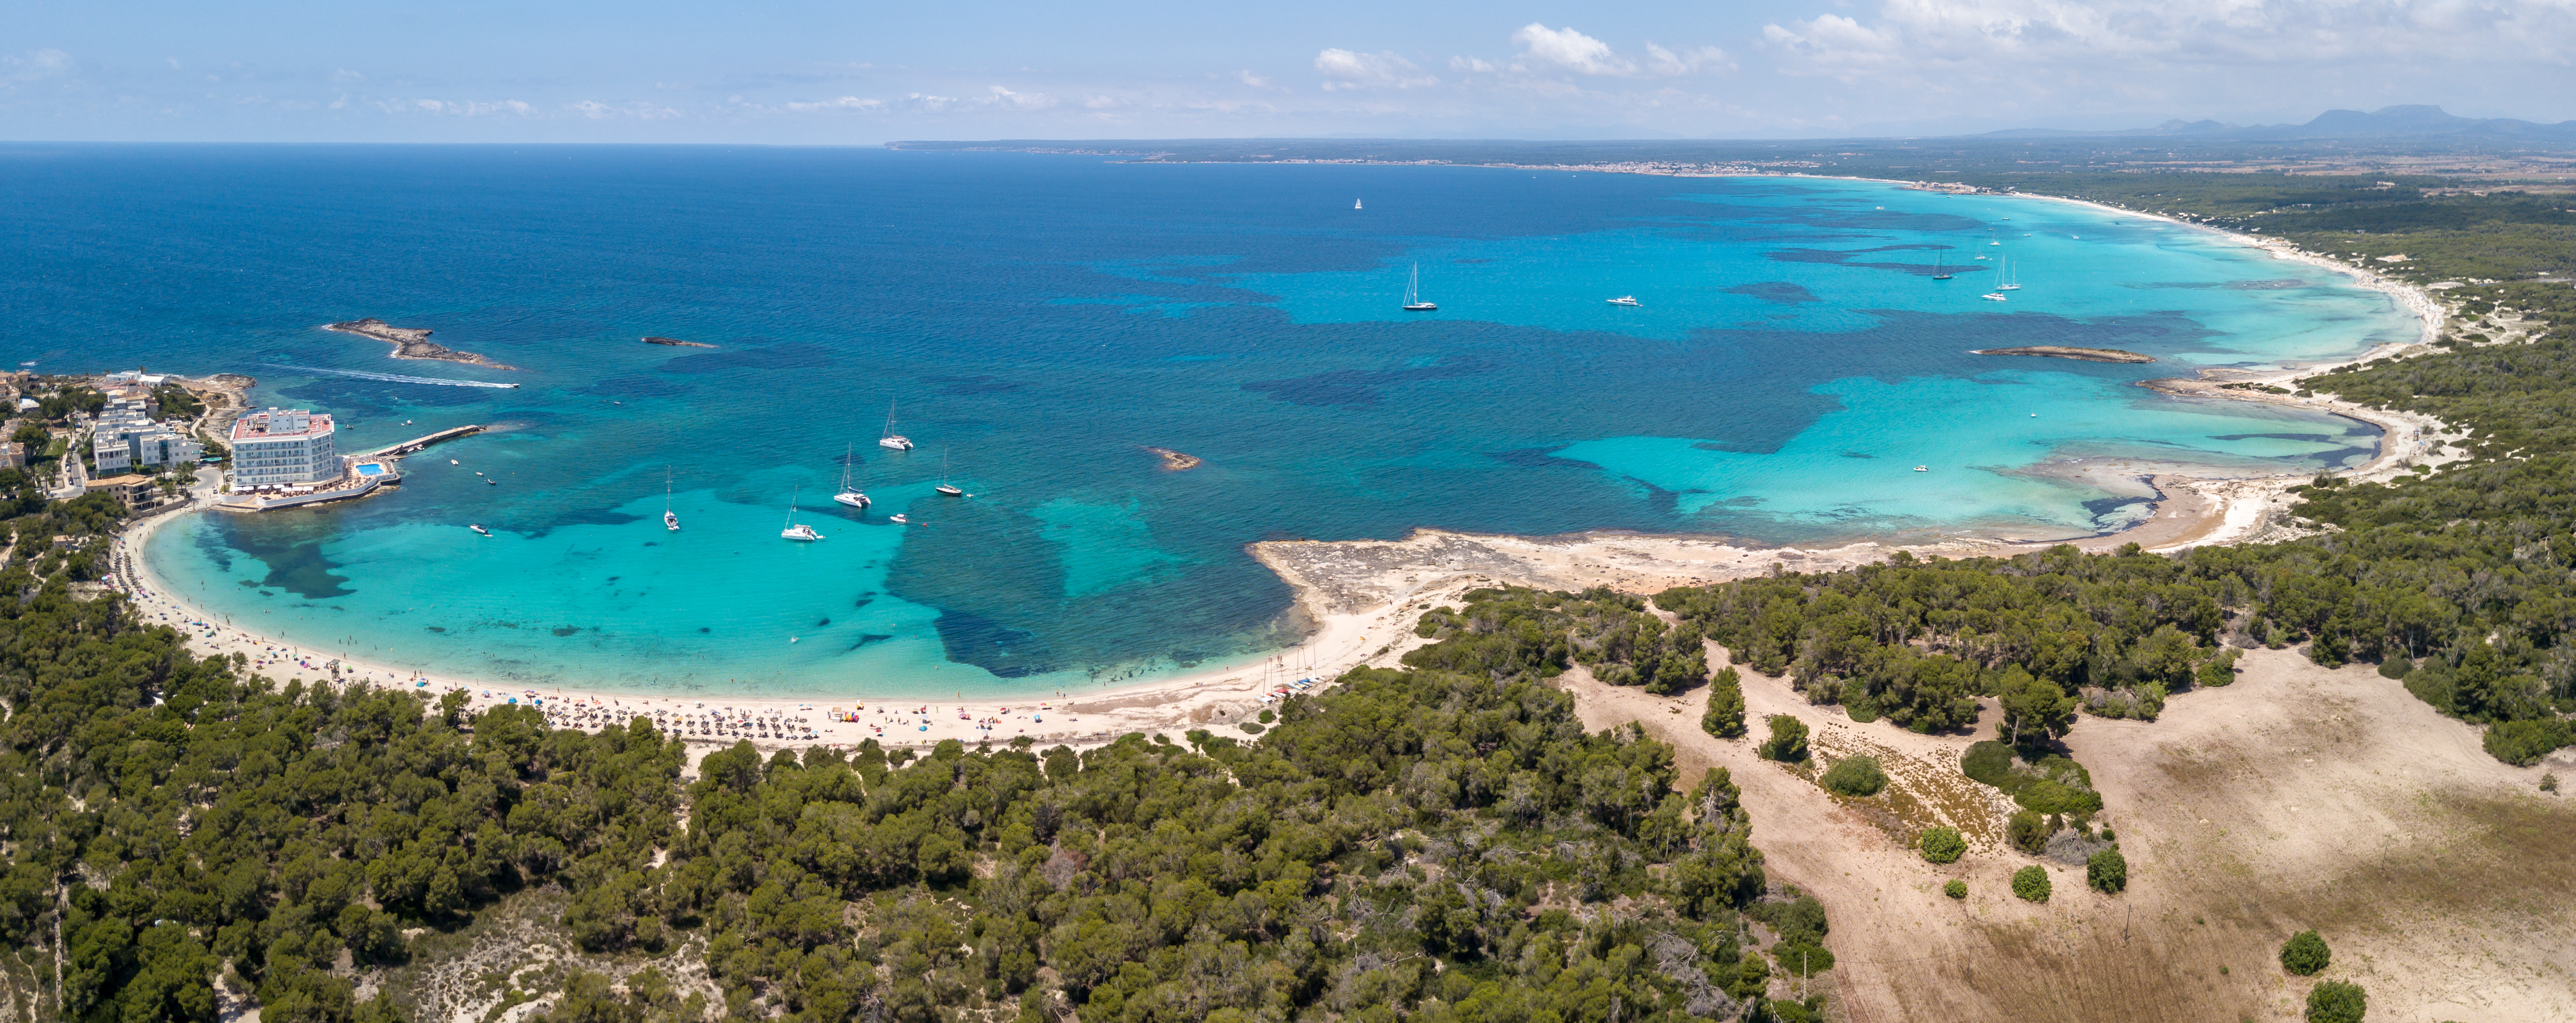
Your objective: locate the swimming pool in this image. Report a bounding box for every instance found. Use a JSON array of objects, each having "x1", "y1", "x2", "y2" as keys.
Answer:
[{"x1": 354, "y1": 463, "x2": 386, "y2": 477}]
